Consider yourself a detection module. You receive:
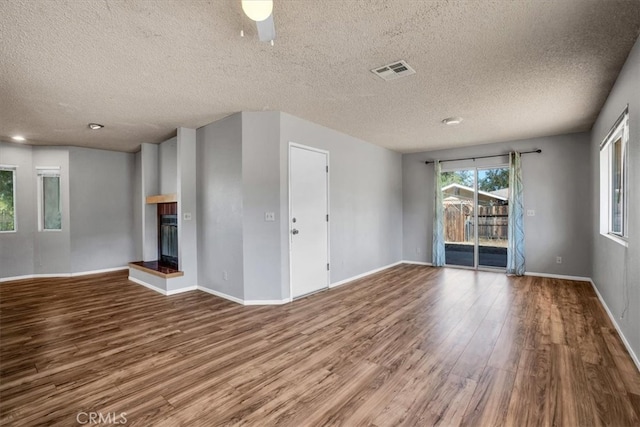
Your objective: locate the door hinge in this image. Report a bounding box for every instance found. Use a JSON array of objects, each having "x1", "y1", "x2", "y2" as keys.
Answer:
[
  {"x1": 326, "y1": 214, "x2": 329, "y2": 222},
  {"x1": 326, "y1": 165, "x2": 328, "y2": 173},
  {"x1": 327, "y1": 263, "x2": 330, "y2": 271}
]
